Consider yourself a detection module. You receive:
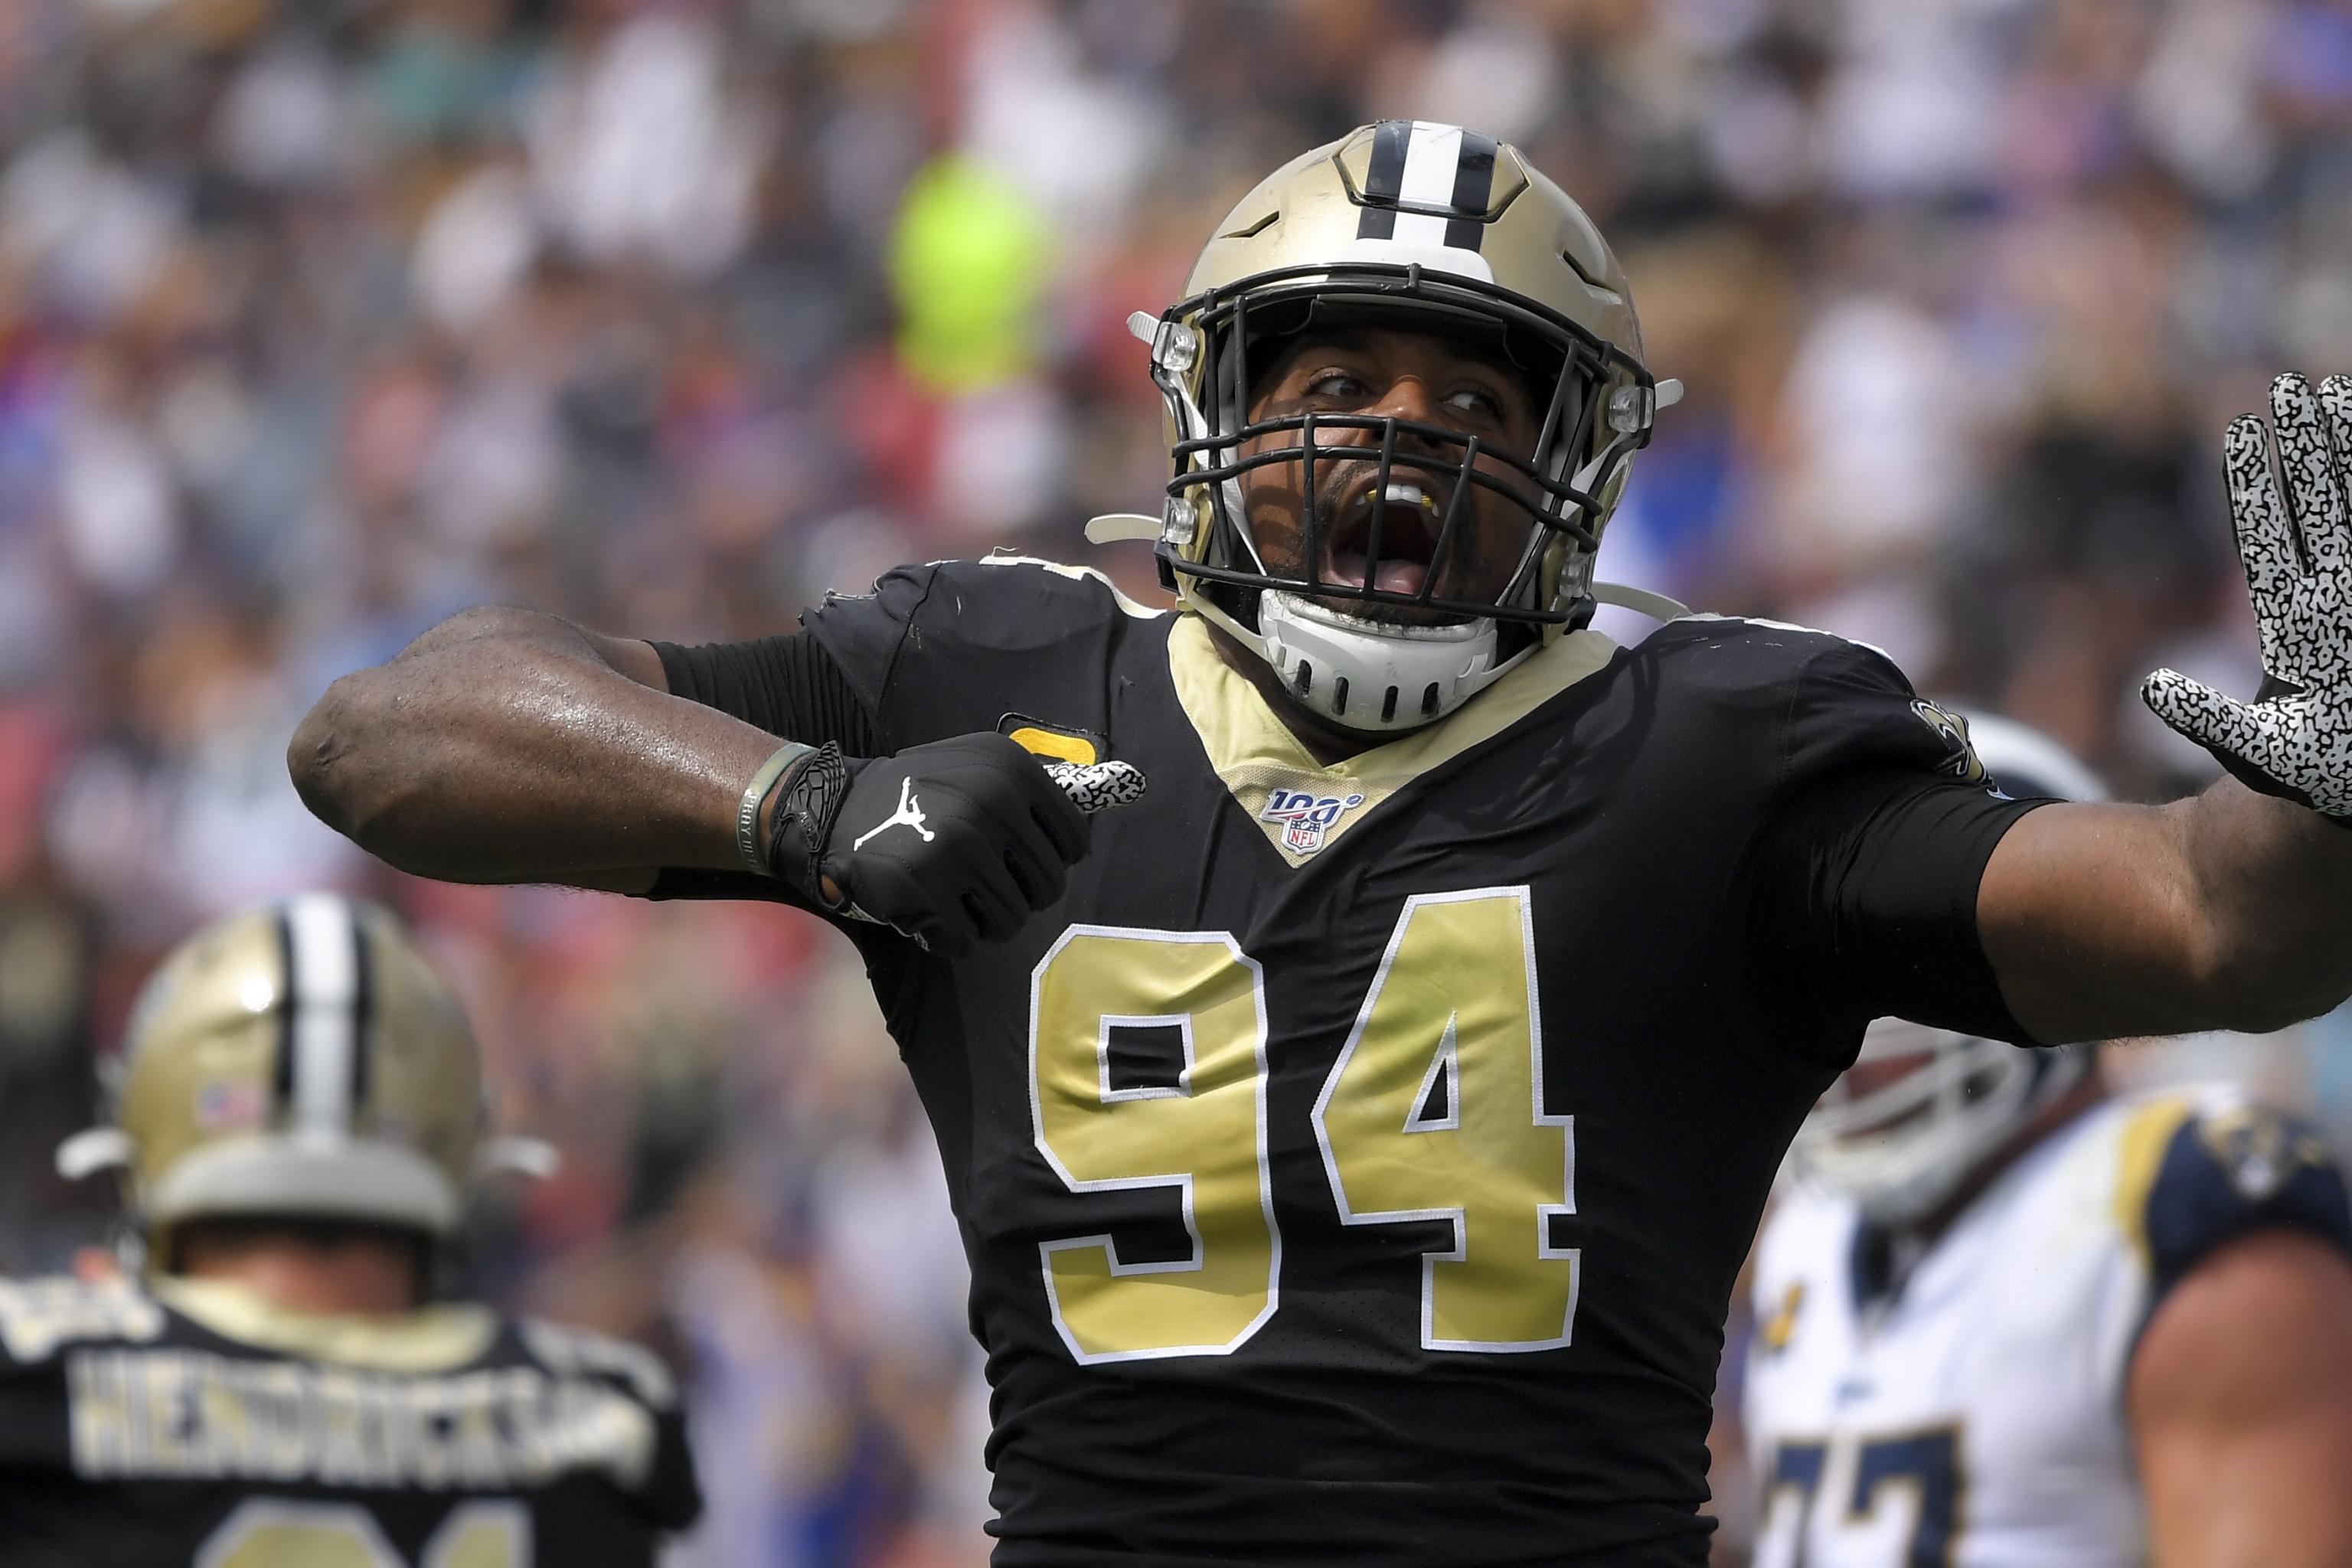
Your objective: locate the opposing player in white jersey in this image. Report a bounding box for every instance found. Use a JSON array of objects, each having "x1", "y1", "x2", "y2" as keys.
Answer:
[{"x1": 1742, "y1": 714, "x2": 2352, "y2": 1568}]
